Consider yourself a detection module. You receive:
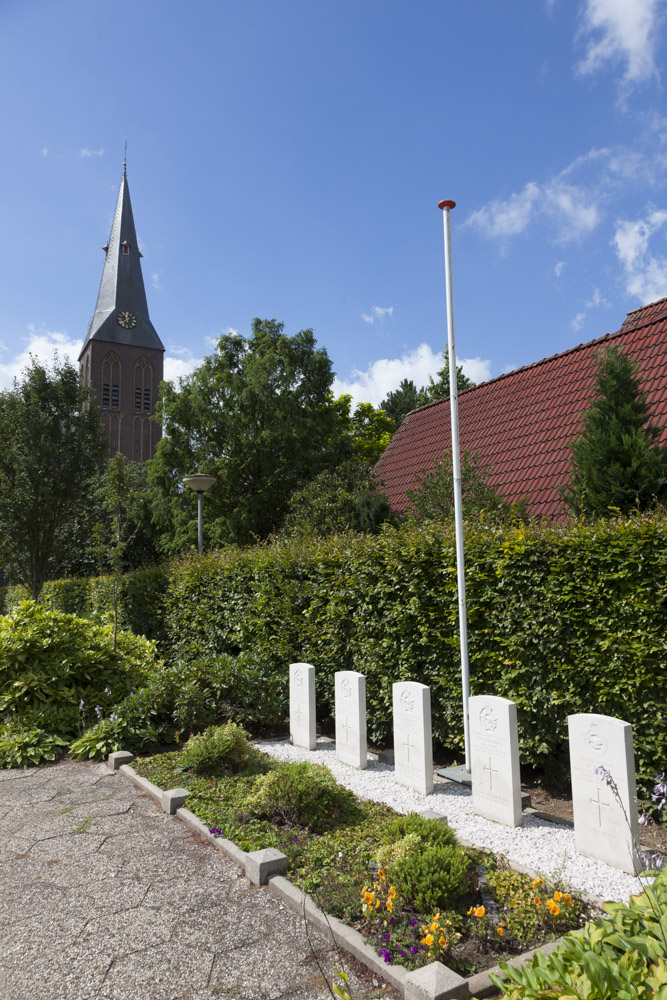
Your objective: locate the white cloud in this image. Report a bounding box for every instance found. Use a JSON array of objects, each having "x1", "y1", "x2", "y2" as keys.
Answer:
[
  {"x1": 571, "y1": 311, "x2": 587, "y2": 331},
  {"x1": 80, "y1": 147, "x2": 104, "y2": 158},
  {"x1": 554, "y1": 261, "x2": 566, "y2": 277},
  {"x1": 333, "y1": 344, "x2": 491, "y2": 408},
  {"x1": 467, "y1": 182, "x2": 540, "y2": 240},
  {"x1": 163, "y1": 347, "x2": 202, "y2": 385},
  {"x1": 361, "y1": 305, "x2": 394, "y2": 325},
  {"x1": 152, "y1": 273, "x2": 161, "y2": 290},
  {"x1": 467, "y1": 175, "x2": 600, "y2": 245},
  {"x1": 613, "y1": 207, "x2": 667, "y2": 301},
  {"x1": 0, "y1": 326, "x2": 81, "y2": 392},
  {"x1": 577, "y1": 0, "x2": 660, "y2": 88},
  {"x1": 41, "y1": 147, "x2": 48, "y2": 158}
]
